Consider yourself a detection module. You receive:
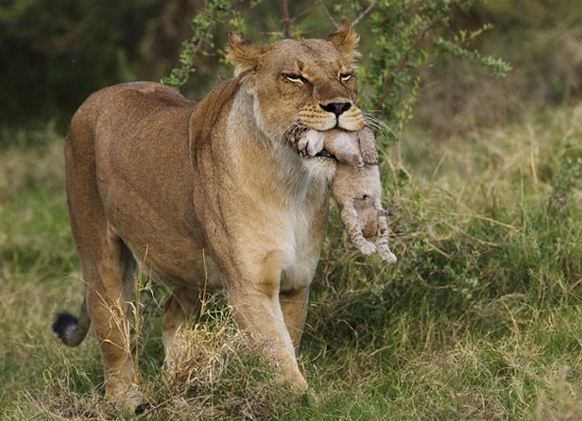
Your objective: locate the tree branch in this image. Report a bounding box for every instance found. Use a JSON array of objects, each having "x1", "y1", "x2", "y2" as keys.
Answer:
[
  {"x1": 352, "y1": 0, "x2": 377, "y2": 26},
  {"x1": 319, "y1": 0, "x2": 338, "y2": 29},
  {"x1": 281, "y1": 0, "x2": 291, "y2": 38},
  {"x1": 374, "y1": 9, "x2": 445, "y2": 110}
]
